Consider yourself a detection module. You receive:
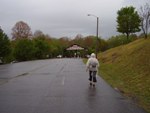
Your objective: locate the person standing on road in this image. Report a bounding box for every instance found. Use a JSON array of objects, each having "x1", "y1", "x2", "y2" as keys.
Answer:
[{"x1": 86, "y1": 53, "x2": 99, "y2": 87}]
